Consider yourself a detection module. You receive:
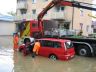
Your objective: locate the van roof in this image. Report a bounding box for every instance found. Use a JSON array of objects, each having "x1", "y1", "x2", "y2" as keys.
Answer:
[{"x1": 37, "y1": 38, "x2": 70, "y2": 42}]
